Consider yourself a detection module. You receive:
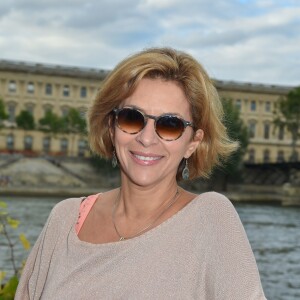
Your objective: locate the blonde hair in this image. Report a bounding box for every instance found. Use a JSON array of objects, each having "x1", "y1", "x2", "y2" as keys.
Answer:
[{"x1": 88, "y1": 47, "x2": 238, "y2": 179}]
